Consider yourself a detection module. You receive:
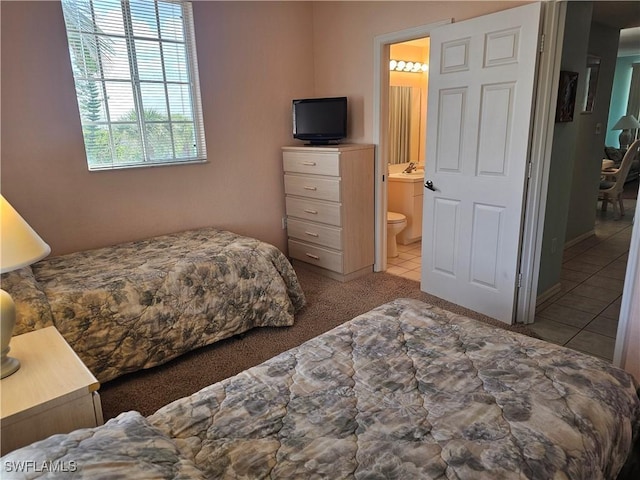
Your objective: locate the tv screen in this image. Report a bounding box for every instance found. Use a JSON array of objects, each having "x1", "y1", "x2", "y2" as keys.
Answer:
[{"x1": 292, "y1": 97, "x2": 347, "y2": 145}]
